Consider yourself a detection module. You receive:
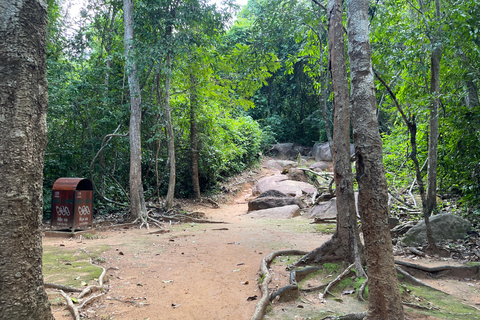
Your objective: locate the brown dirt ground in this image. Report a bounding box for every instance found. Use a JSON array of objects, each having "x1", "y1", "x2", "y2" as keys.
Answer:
[{"x1": 43, "y1": 163, "x2": 480, "y2": 320}]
